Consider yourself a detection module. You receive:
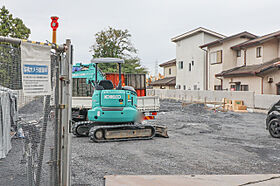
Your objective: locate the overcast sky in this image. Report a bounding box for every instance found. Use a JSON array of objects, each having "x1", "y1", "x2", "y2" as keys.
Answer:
[{"x1": 2, "y1": 0, "x2": 280, "y2": 75}]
